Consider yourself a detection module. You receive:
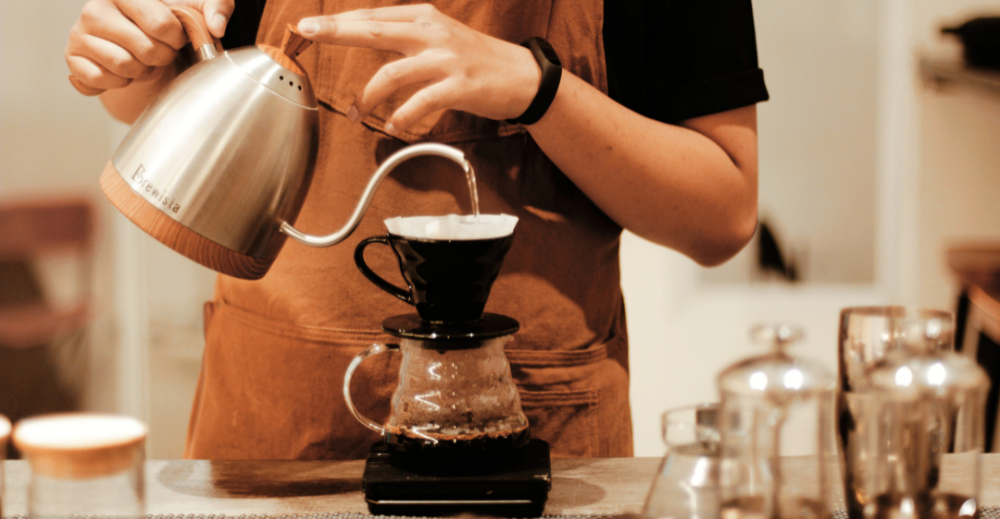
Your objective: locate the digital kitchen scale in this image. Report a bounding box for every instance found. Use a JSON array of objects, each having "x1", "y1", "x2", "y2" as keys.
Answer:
[{"x1": 362, "y1": 438, "x2": 552, "y2": 516}]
